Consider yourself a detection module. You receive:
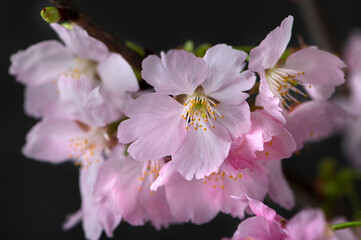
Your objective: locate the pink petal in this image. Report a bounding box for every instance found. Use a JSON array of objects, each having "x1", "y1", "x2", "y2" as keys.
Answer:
[
  {"x1": 249, "y1": 16, "x2": 294, "y2": 72},
  {"x1": 226, "y1": 115, "x2": 265, "y2": 170},
  {"x1": 285, "y1": 47, "x2": 346, "y2": 86},
  {"x1": 138, "y1": 182, "x2": 174, "y2": 229},
  {"x1": 100, "y1": 91, "x2": 133, "y2": 123},
  {"x1": 95, "y1": 146, "x2": 174, "y2": 228},
  {"x1": 285, "y1": 101, "x2": 353, "y2": 150},
  {"x1": 51, "y1": 24, "x2": 109, "y2": 61},
  {"x1": 256, "y1": 74, "x2": 285, "y2": 125},
  {"x1": 235, "y1": 193, "x2": 280, "y2": 222},
  {"x1": 141, "y1": 50, "x2": 207, "y2": 95},
  {"x1": 202, "y1": 44, "x2": 255, "y2": 105},
  {"x1": 227, "y1": 111, "x2": 295, "y2": 172},
  {"x1": 285, "y1": 47, "x2": 346, "y2": 100},
  {"x1": 118, "y1": 93, "x2": 186, "y2": 161},
  {"x1": 163, "y1": 169, "x2": 220, "y2": 224},
  {"x1": 172, "y1": 120, "x2": 231, "y2": 180},
  {"x1": 157, "y1": 162, "x2": 269, "y2": 224},
  {"x1": 24, "y1": 83, "x2": 71, "y2": 119},
  {"x1": 229, "y1": 216, "x2": 286, "y2": 240},
  {"x1": 227, "y1": 141, "x2": 259, "y2": 170},
  {"x1": 22, "y1": 119, "x2": 85, "y2": 163},
  {"x1": 252, "y1": 111, "x2": 282, "y2": 142},
  {"x1": 96, "y1": 202, "x2": 121, "y2": 238},
  {"x1": 287, "y1": 209, "x2": 328, "y2": 240},
  {"x1": 216, "y1": 102, "x2": 251, "y2": 140},
  {"x1": 263, "y1": 160, "x2": 294, "y2": 210},
  {"x1": 9, "y1": 40, "x2": 72, "y2": 86},
  {"x1": 96, "y1": 53, "x2": 139, "y2": 121},
  {"x1": 150, "y1": 161, "x2": 174, "y2": 191},
  {"x1": 58, "y1": 75, "x2": 110, "y2": 127},
  {"x1": 94, "y1": 151, "x2": 141, "y2": 222},
  {"x1": 63, "y1": 210, "x2": 82, "y2": 230},
  {"x1": 305, "y1": 83, "x2": 336, "y2": 100},
  {"x1": 79, "y1": 160, "x2": 104, "y2": 240},
  {"x1": 204, "y1": 72, "x2": 253, "y2": 106},
  {"x1": 218, "y1": 167, "x2": 269, "y2": 219},
  {"x1": 97, "y1": 53, "x2": 139, "y2": 93},
  {"x1": 254, "y1": 111, "x2": 296, "y2": 161}
]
